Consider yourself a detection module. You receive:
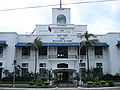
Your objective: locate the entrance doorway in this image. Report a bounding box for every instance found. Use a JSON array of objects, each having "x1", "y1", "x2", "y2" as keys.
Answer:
[
  {"x1": 63, "y1": 72, "x2": 68, "y2": 81},
  {"x1": 53, "y1": 69, "x2": 77, "y2": 87},
  {"x1": 53, "y1": 69, "x2": 76, "y2": 82},
  {"x1": 57, "y1": 72, "x2": 68, "y2": 82}
]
